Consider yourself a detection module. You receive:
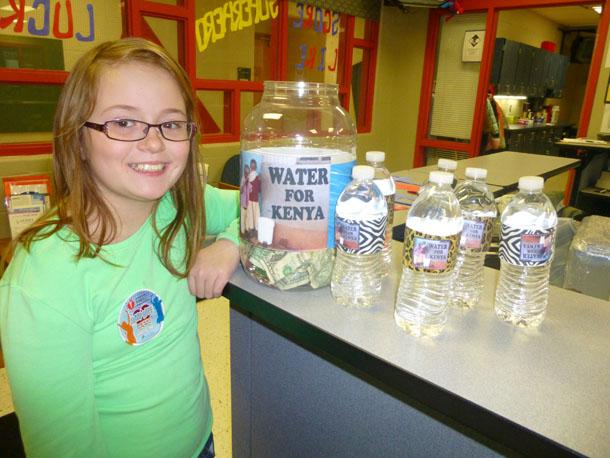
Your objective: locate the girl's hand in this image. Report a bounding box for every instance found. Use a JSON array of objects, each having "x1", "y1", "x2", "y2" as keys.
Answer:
[{"x1": 188, "y1": 239, "x2": 240, "y2": 299}]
